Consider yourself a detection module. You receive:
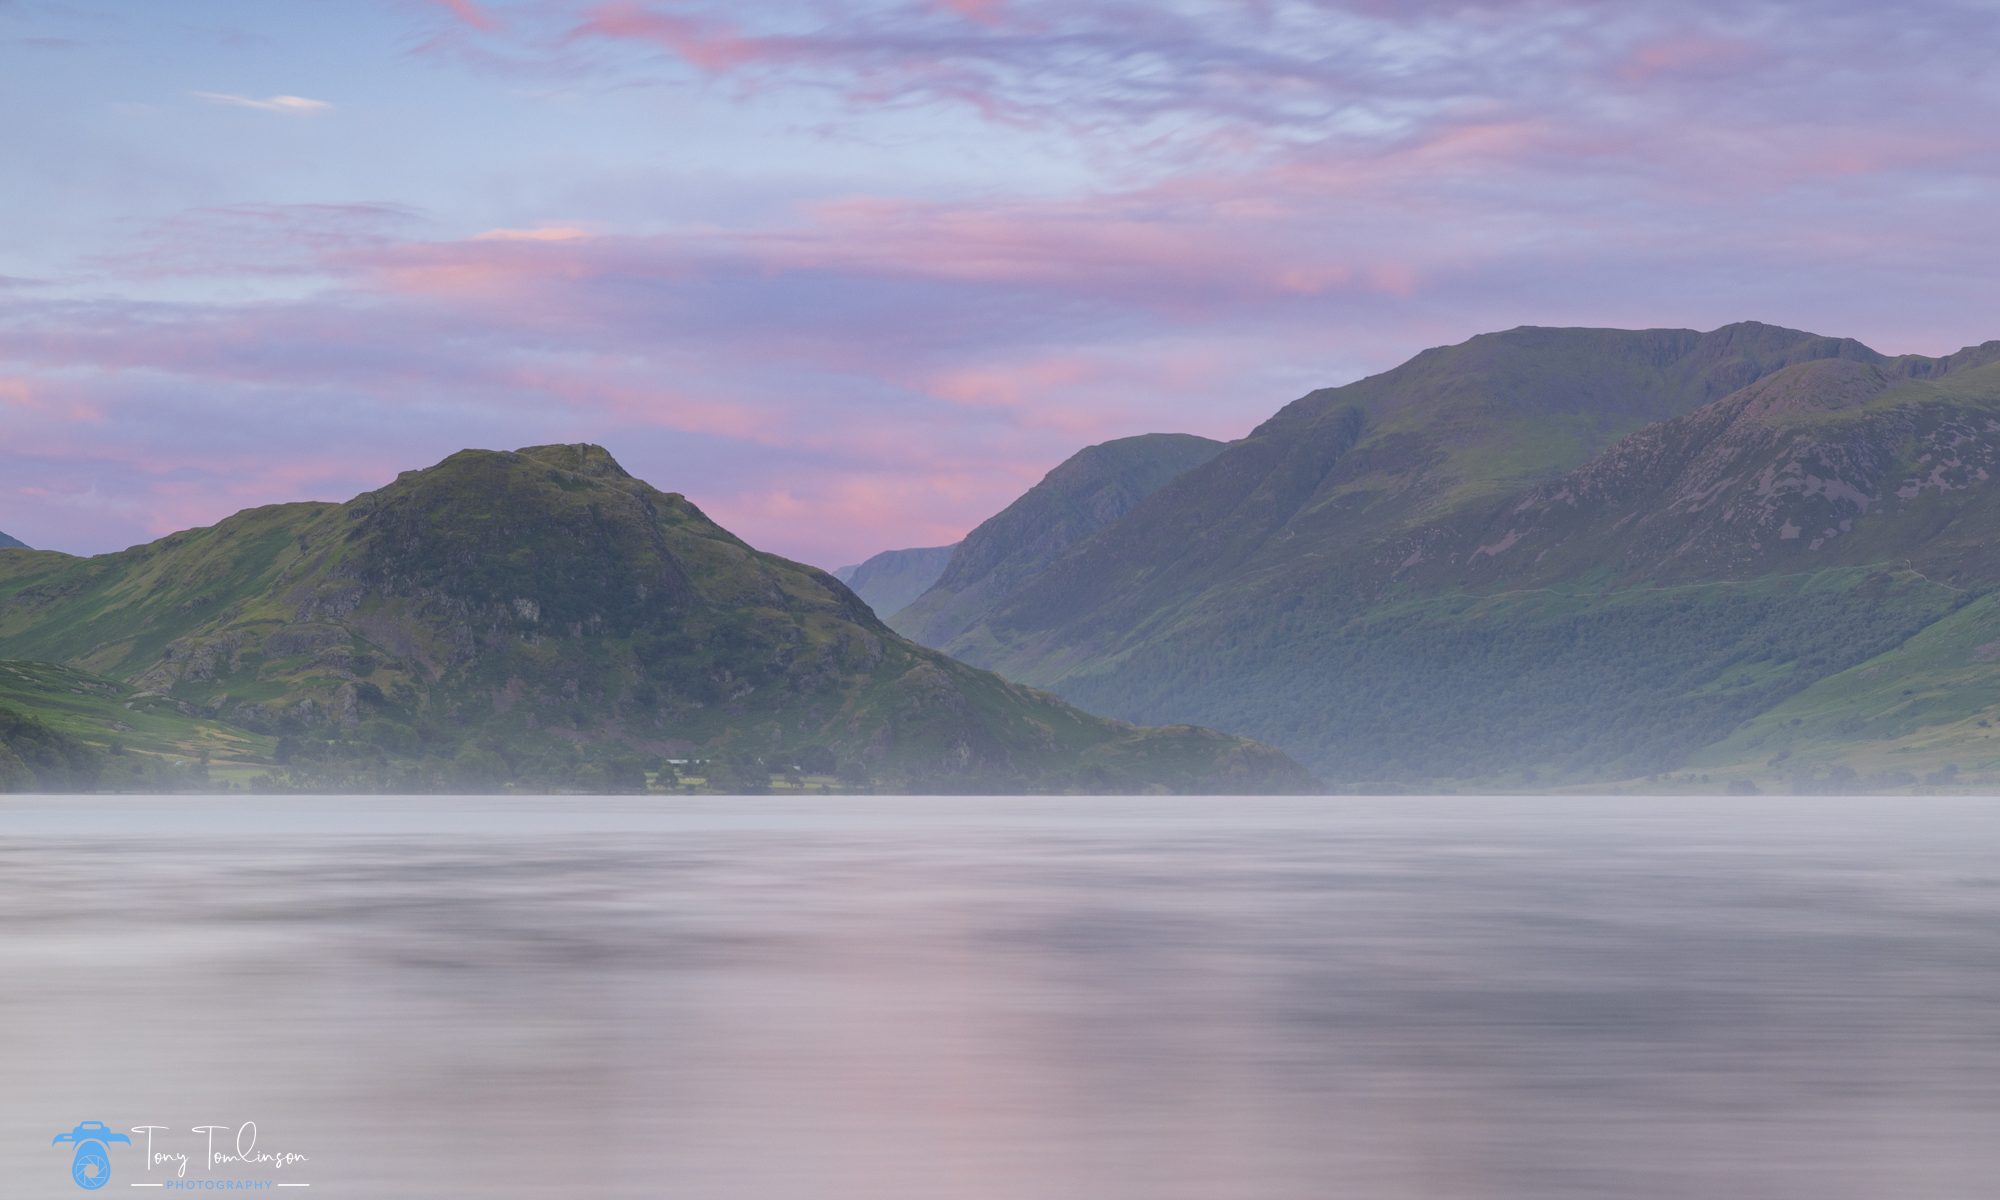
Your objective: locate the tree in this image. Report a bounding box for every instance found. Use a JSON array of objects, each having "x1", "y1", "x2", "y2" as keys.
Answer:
[
  {"x1": 716, "y1": 753, "x2": 771, "y2": 794},
  {"x1": 451, "y1": 746, "x2": 511, "y2": 790},
  {"x1": 605, "y1": 756, "x2": 651, "y2": 794}
]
